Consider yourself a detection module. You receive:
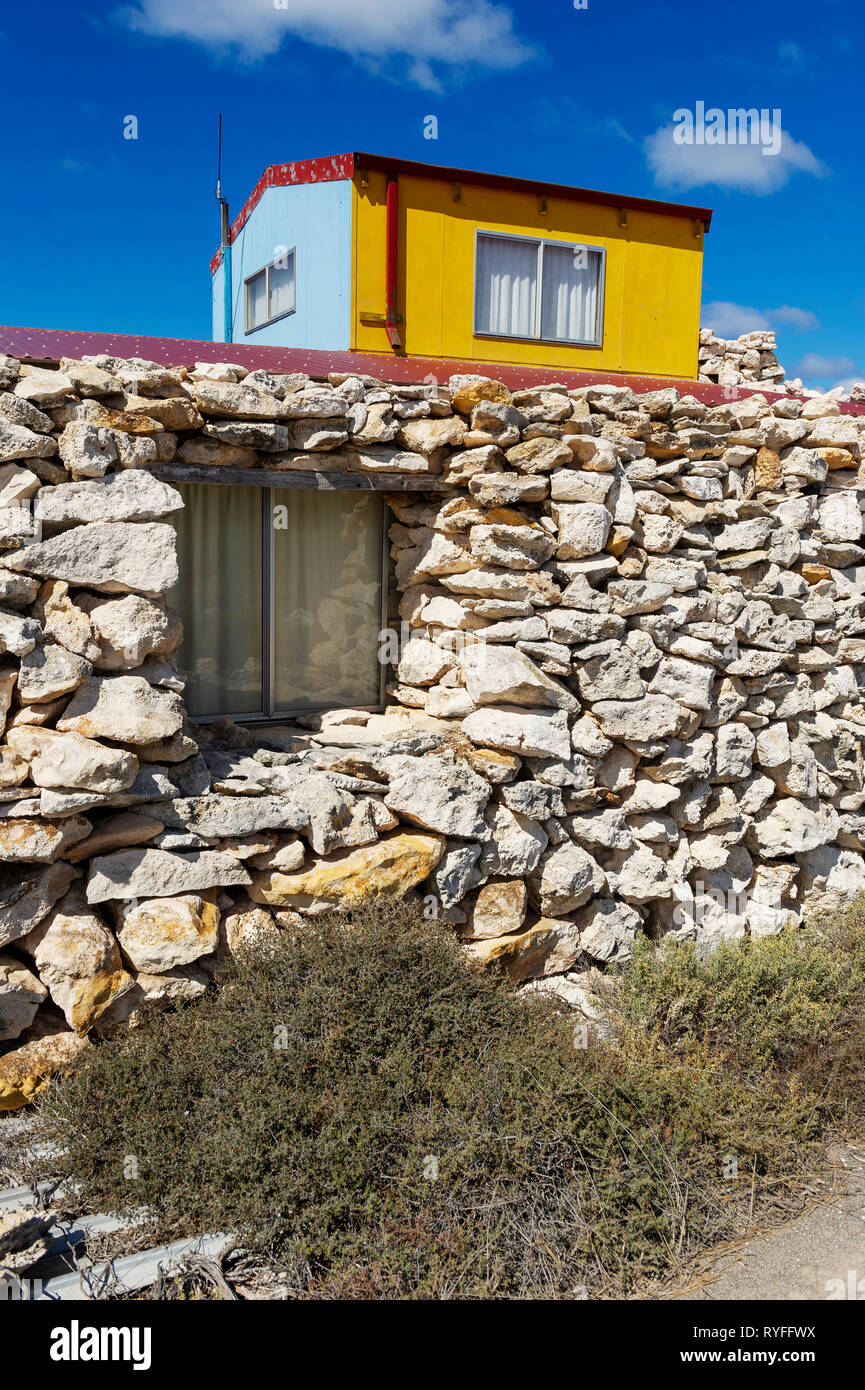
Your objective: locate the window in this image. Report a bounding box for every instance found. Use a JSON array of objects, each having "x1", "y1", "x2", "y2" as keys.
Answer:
[
  {"x1": 169, "y1": 483, "x2": 385, "y2": 719},
  {"x1": 474, "y1": 232, "x2": 605, "y2": 346},
  {"x1": 244, "y1": 250, "x2": 296, "y2": 333}
]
